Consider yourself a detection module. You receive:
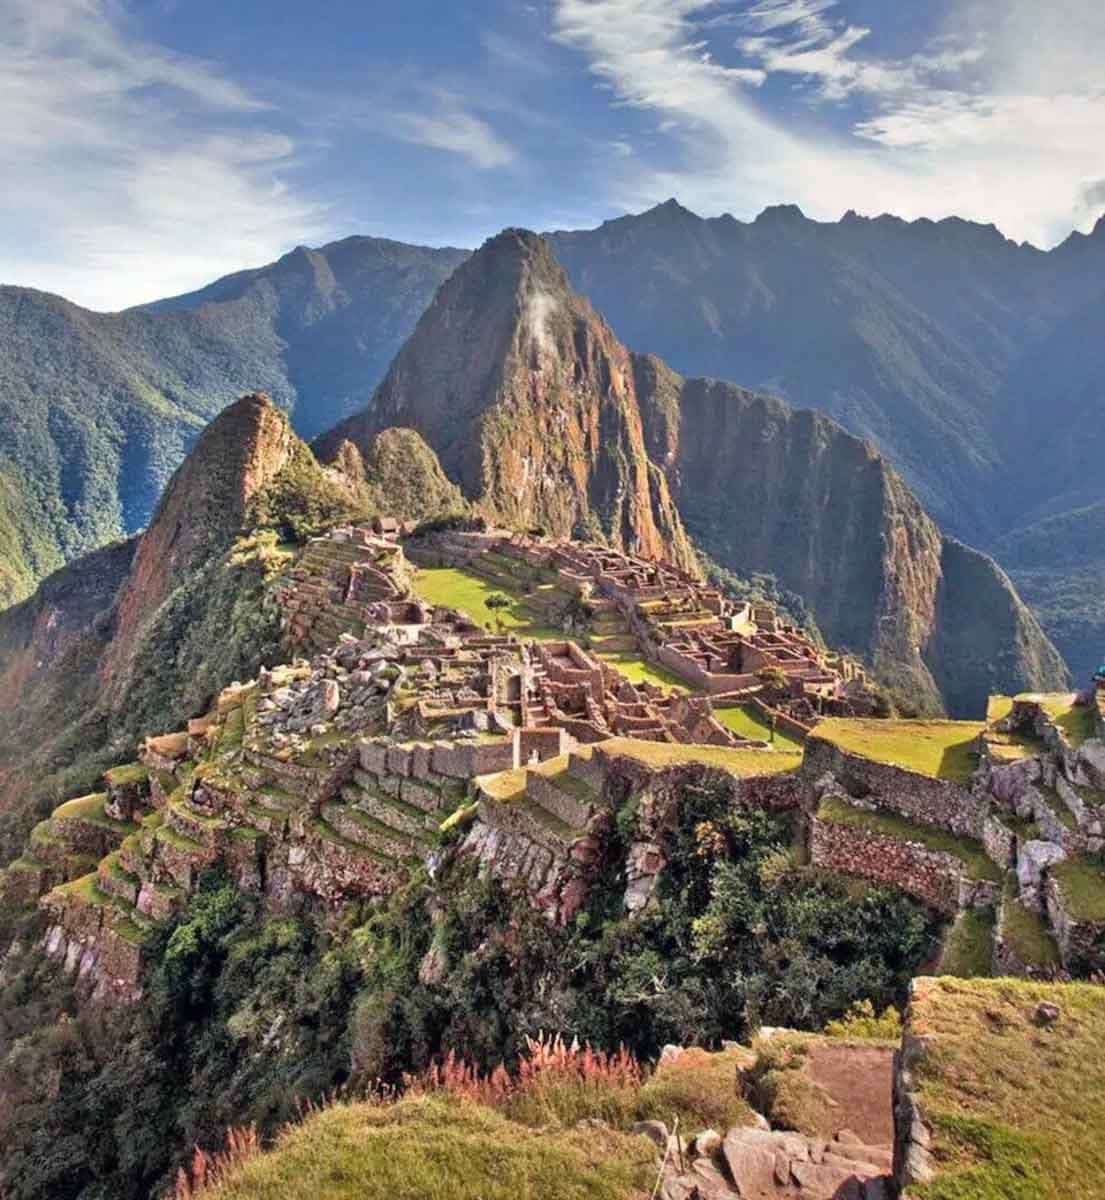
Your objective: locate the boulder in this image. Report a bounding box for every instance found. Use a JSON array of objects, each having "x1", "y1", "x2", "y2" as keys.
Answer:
[{"x1": 632, "y1": 1119, "x2": 669, "y2": 1150}]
